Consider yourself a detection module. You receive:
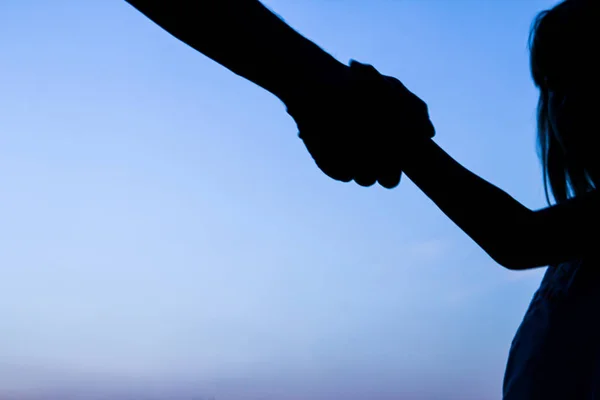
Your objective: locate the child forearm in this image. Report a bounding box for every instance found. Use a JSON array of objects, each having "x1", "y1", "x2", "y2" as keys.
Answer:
[
  {"x1": 401, "y1": 139, "x2": 536, "y2": 270},
  {"x1": 125, "y1": 0, "x2": 349, "y2": 104}
]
